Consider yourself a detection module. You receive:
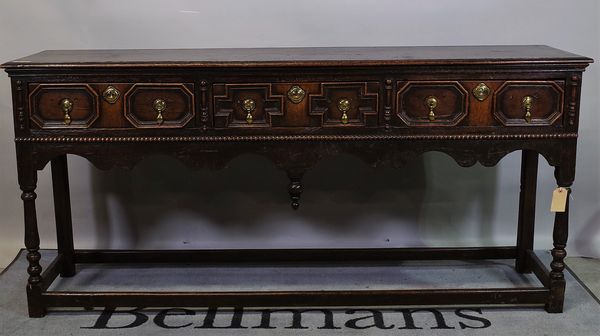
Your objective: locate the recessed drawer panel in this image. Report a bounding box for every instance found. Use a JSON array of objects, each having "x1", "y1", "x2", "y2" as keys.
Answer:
[
  {"x1": 309, "y1": 82, "x2": 379, "y2": 127},
  {"x1": 493, "y1": 81, "x2": 564, "y2": 126},
  {"x1": 212, "y1": 82, "x2": 379, "y2": 128},
  {"x1": 396, "y1": 81, "x2": 469, "y2": 126},
  {"x1": 124, "y1": 84, "x2": 195, "y2": 128},
  {"x1": 28, "y1": 84, "x2": 99, "y2": 129},
  {"x1": 213, "y1": 83, "x2": 285, "y2": 128}
]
